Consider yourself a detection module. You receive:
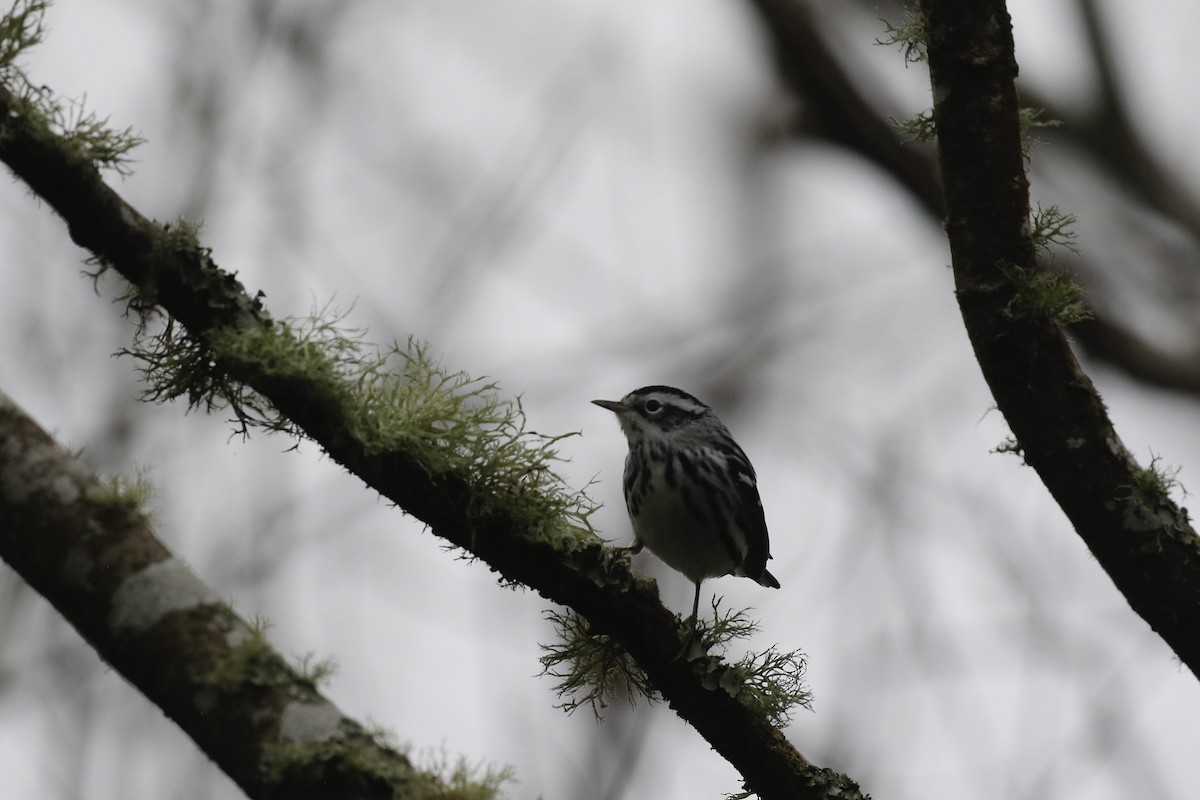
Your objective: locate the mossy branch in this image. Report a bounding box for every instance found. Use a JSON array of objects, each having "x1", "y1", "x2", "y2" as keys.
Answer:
[
  {"x1": 1029, "y1": 204, "x2": 1079, "y2": 256},
  {"x1": 0, "y1": 393, "x2": 511, "y2": 800},
  {"x1": 542, "y1": 598, "x2": 811, "y2": 729},
  {"x1": 1002, "y1": 263, "x2": 1092, "y2": 326},
  {"x1": 877, "y1": 10, "x2": 929, "y2": 64},
  {"x1": 916, "y1": 0, "x2": 1200, "y2": 681},
  {"x1": 0, "y1": 1, "x2": 142, "y2": 172},
  {"x1": 539, "y1": 608, "x2": 657, "y2": 717},
  {"x1": 122, "y1": 300, "x2": 602, "y2": 543},
  {"x1": 893, "y1": 110, "x2": 936, "y2": 144},
  {"x1": 0, "y1": 5, "x2": 854, "y2": 796}
]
